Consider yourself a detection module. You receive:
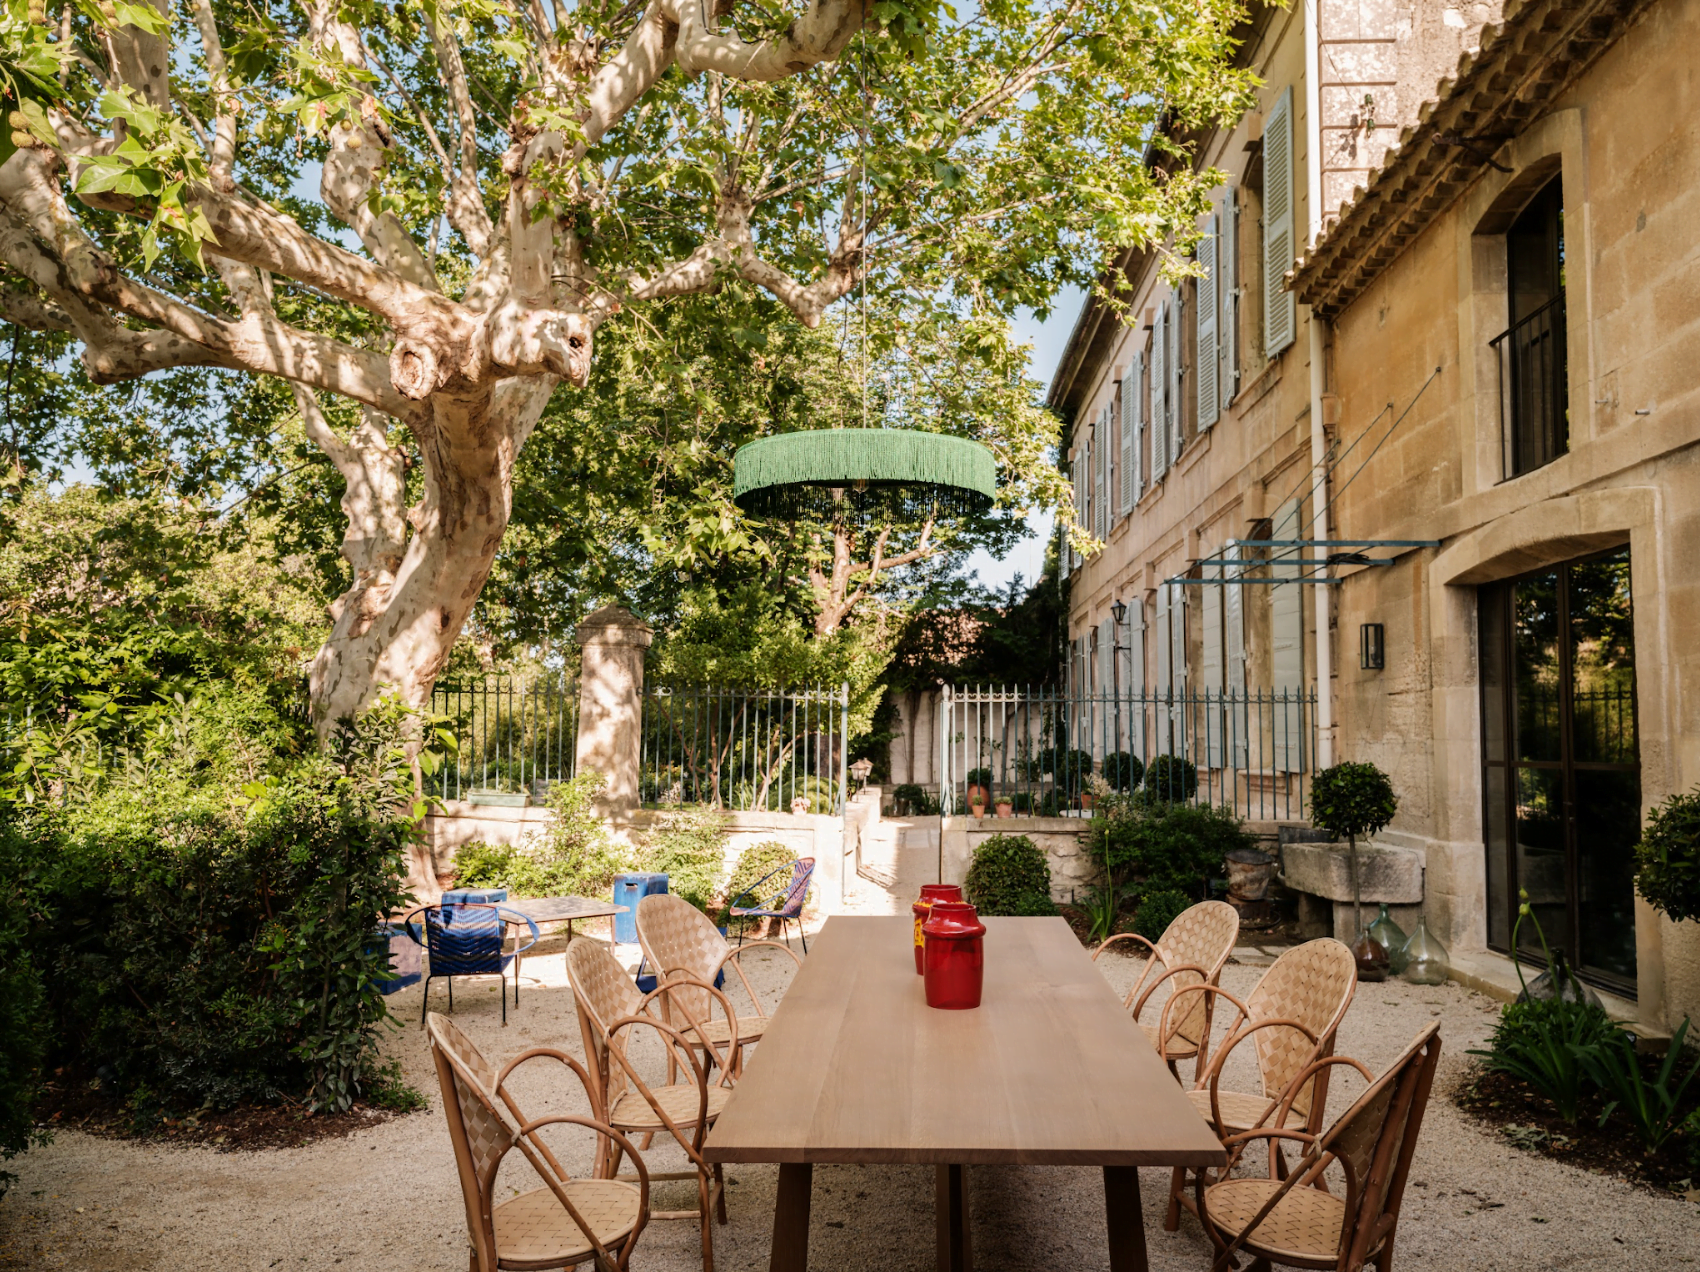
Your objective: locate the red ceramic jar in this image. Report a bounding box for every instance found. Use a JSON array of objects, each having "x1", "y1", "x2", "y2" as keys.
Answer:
[
  {"x1": 923, "y1": 900, "x2": 986, "y2": 1010},
  {"x1": 911, "y1": 883, "x2": 964, "y2": 974}
]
